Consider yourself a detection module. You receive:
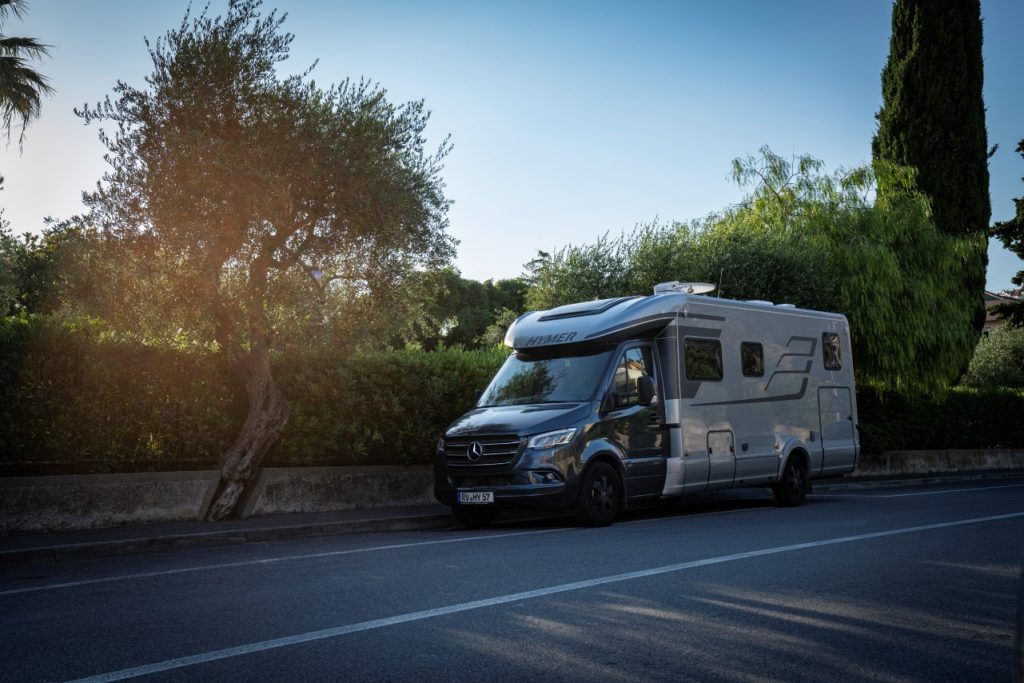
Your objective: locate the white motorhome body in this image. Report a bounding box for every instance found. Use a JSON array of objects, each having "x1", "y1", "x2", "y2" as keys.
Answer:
[
  {"x1": 434, "y1": 283, "x2": 859, "y2": 526},
  {"x1": 650, "y1": 294, "x2": 858, "y2": 497}
]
